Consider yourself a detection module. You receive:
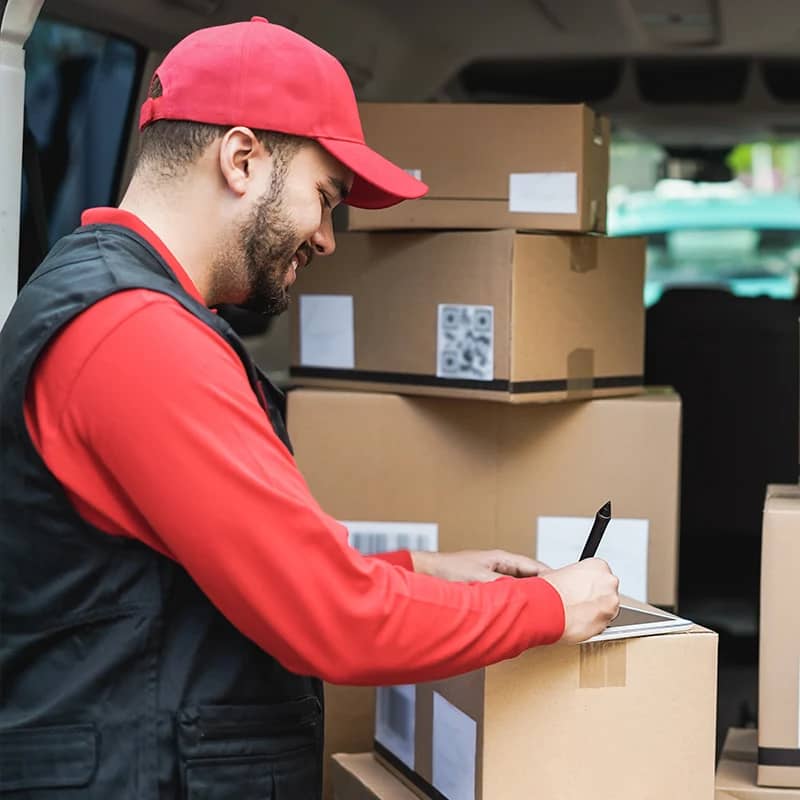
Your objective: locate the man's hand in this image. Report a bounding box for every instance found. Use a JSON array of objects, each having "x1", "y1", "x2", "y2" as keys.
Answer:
[
  {"x1": 410, "y1": 549, "x2": 551, "y2": 583},
  {"x1": 541, "y1": 558, "x2": 620, "y2": 644}
]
